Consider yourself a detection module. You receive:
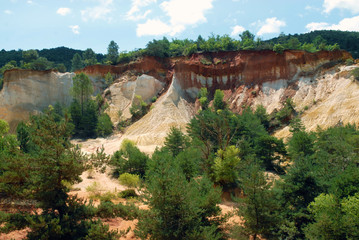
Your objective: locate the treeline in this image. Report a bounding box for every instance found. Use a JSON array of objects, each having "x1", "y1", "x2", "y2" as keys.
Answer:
[
  {"x1": 0, "y1": 47, "x2": 105, "y2": 72},
  {"x1": 267, "y1": 30, "x2": 359, "y2": 58}
]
